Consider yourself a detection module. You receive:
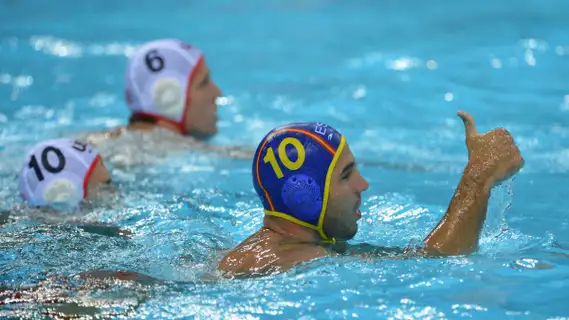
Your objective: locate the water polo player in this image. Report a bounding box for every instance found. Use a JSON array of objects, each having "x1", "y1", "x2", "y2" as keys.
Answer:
[
  {"x1": 19, "y1": 138, "x2": 112, "y2": 208},
  {"x1": 219, "y1": 112, "x2": 525, "y2": 276},
  {"x1": 80, "y1": 38, "x2": 253, "y2": 161},
  {"x1": 123, "y1": 39, "x2": 221, "y2": 138},
  {"x1": 12, "y1": 138, "x2": 131, "y2": 238}
]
